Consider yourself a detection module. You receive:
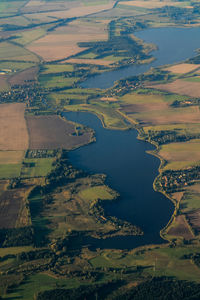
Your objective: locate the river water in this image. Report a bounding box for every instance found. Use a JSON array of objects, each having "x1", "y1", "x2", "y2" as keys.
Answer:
[
  {"x1": 81, "y1": 27, "x2": 200, "y2": 89},
  {"x1": 65, "y1": 111, "x2": 173, "y2": 249},
  {"x1": 65, "y1": 27, "x2": 200, "y2": 249}
]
